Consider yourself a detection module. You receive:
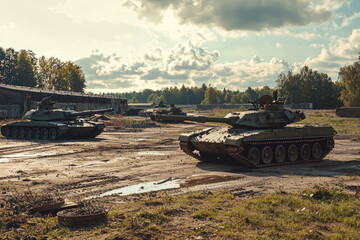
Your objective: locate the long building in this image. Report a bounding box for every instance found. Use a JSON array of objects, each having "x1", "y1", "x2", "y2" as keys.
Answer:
[{"x1": 0, "y1": 83, "x2": 127, "y2": 118}]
